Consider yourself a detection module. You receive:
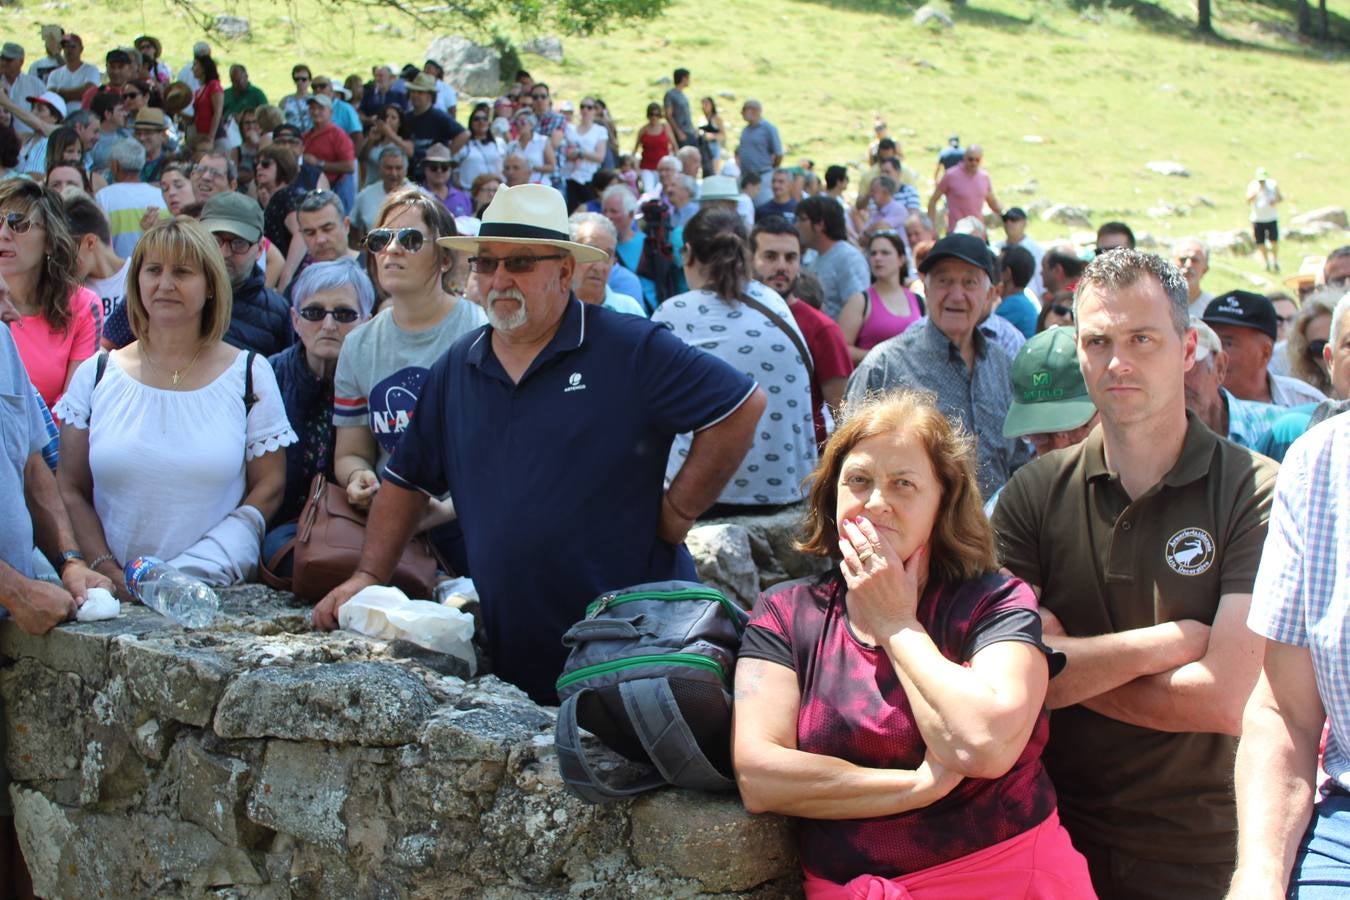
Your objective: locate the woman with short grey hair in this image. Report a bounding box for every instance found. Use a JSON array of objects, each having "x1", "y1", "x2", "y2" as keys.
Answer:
[{"x1": 267, "y1": 257, "x2": 374, "y2": 526}]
